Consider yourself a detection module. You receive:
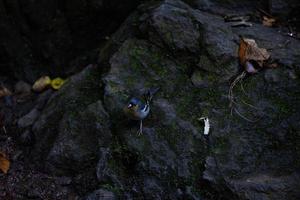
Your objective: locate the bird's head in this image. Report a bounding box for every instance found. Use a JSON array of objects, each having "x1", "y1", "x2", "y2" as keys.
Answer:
[{"x1": 124, "y1": 97, "x2": 140, "y2": 113}]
